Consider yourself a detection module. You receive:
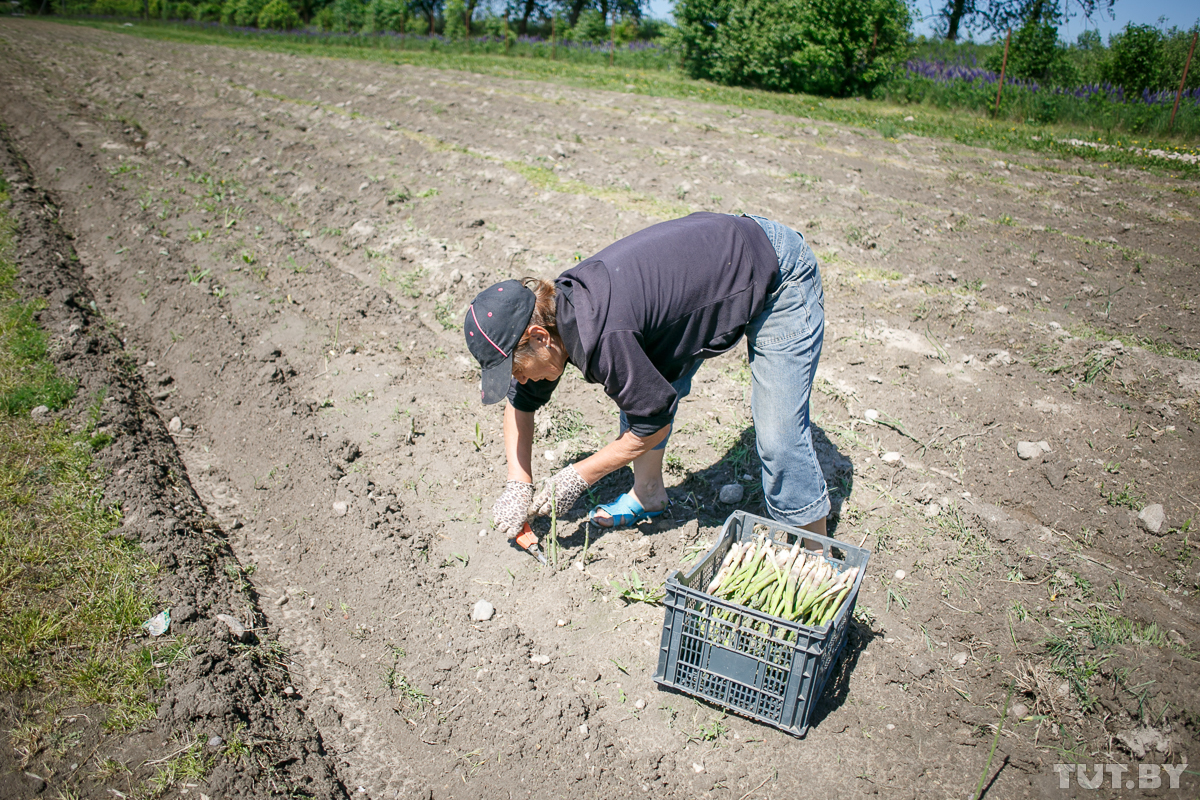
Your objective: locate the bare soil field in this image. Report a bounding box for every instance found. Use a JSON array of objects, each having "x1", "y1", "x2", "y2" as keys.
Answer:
[{"x1": 1, "y1": 18, "x2": 1199, "y2": 800}]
